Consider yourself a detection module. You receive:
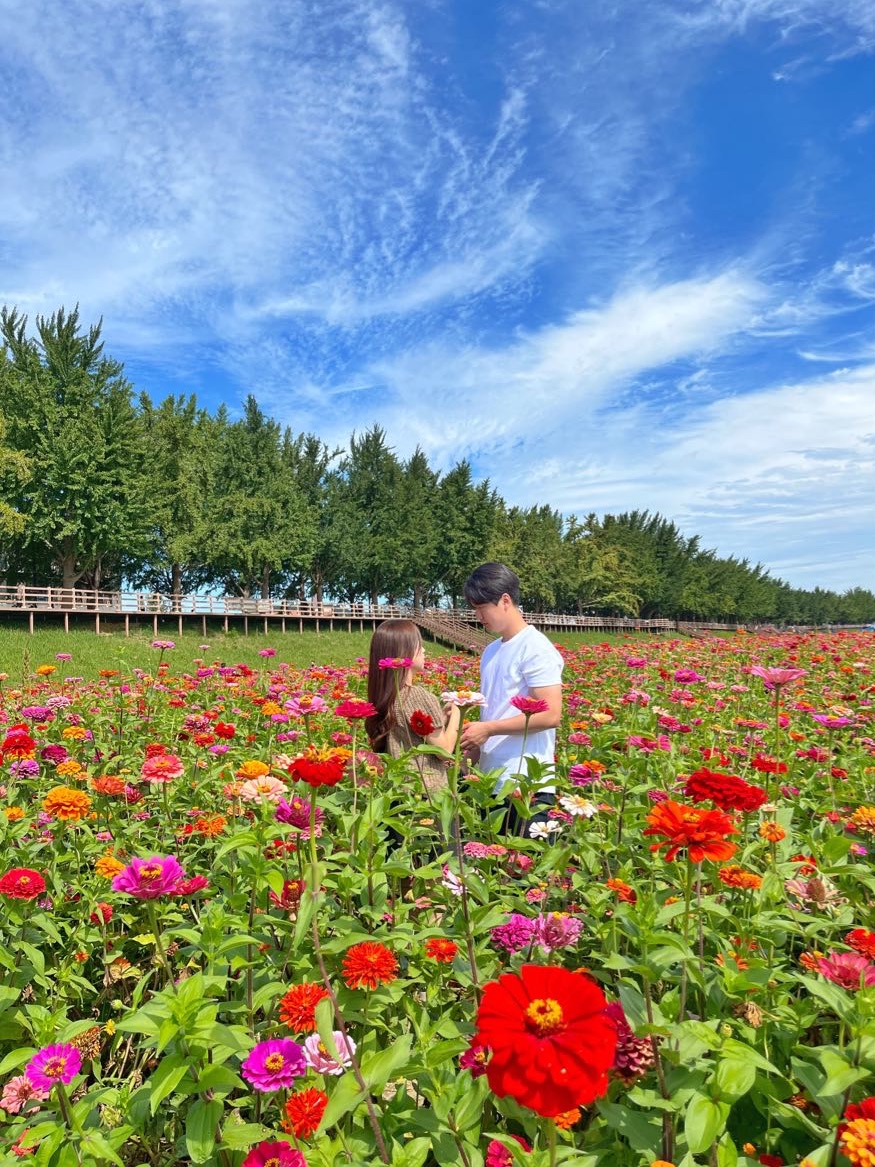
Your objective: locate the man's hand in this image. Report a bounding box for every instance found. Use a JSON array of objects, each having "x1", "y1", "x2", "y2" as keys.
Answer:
[{"x1": 461, "y1": 720, "x2": 493, "y2": 751}]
